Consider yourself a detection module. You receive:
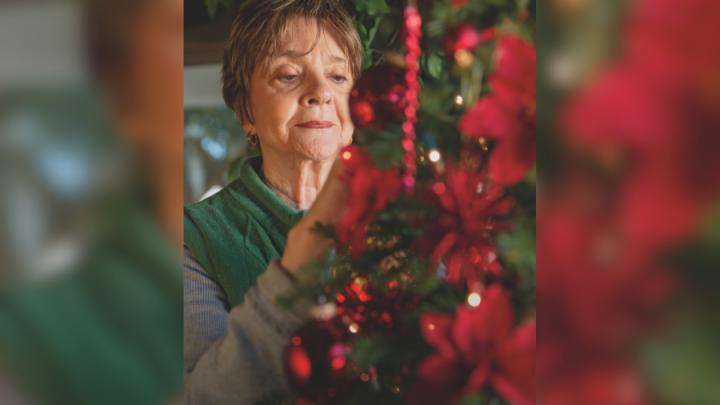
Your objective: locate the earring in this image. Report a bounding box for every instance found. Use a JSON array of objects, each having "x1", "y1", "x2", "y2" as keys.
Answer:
[{"x1": 248, "y1": 133, "x2": 259, "y2": 147}]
